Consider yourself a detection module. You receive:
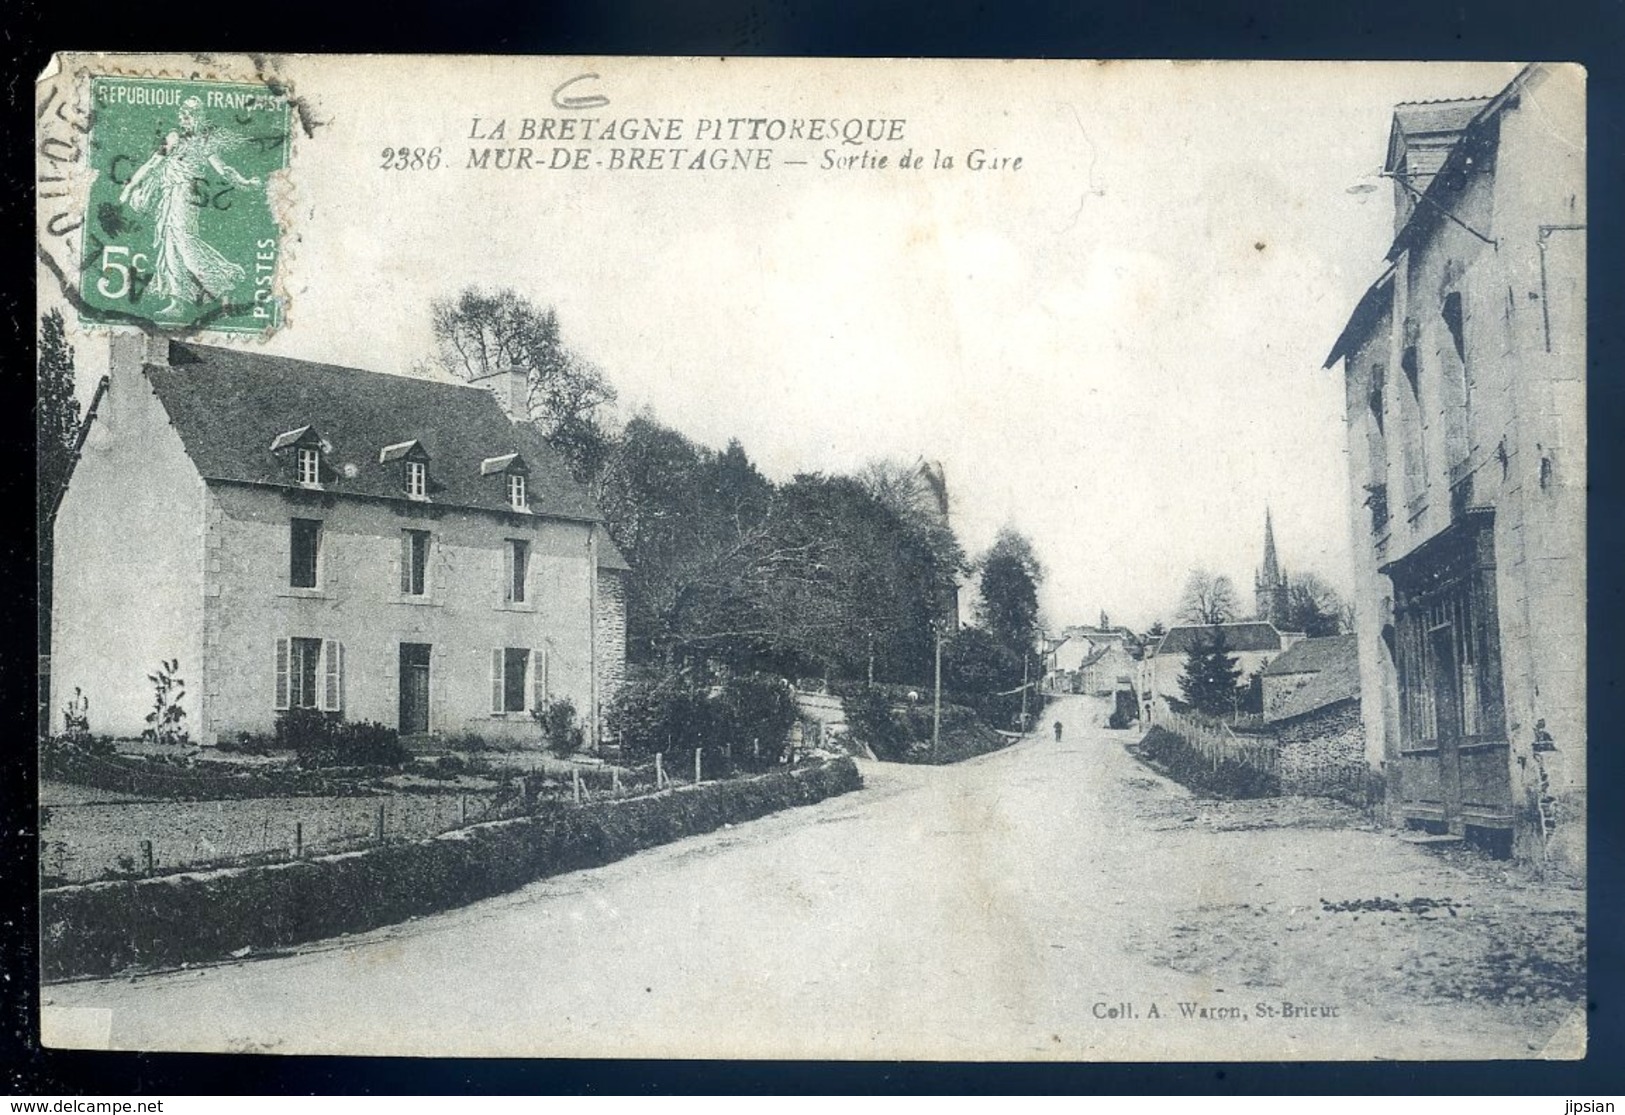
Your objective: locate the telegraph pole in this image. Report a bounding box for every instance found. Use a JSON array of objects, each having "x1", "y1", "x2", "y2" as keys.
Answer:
[
  {"x1": 1020, "y1": 652, "x2": 1030, "y2": 735},
  {"x1": 932, "y1": 624, "x2": 943, "y2": 759}
]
